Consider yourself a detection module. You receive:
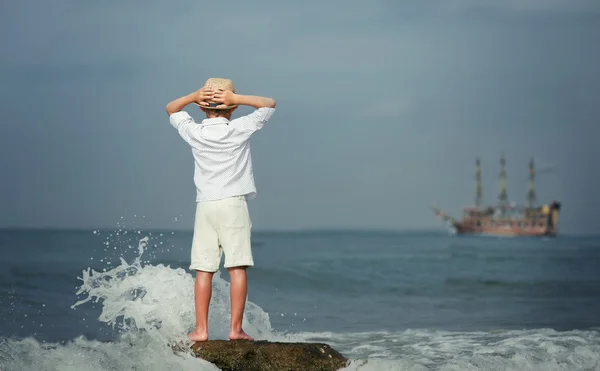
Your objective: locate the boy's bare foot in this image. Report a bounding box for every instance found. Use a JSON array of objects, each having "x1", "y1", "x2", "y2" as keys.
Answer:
[
  {"x1": 188, "y1": 329, "x2": 209, "y2": 342},
  {"x1": 228, "y1": 329, "x2": 254, "y2": 341}
]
